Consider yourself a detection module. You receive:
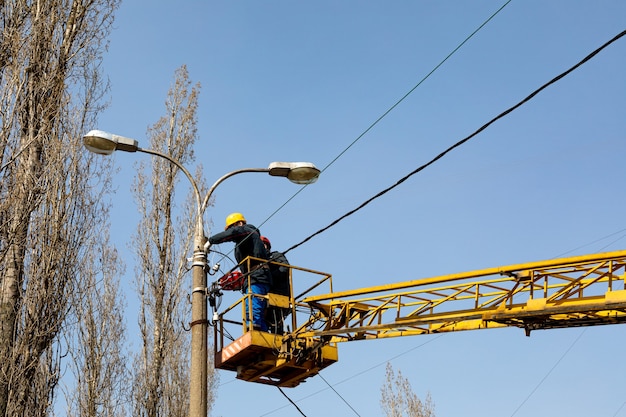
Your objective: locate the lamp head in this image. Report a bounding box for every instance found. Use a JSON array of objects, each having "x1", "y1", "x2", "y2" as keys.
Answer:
[
  {"x1": 83, "y1": 130, "x2": 139, "y2": 155},
  {"x1": 268, "y1": 162, "x2": 320, "y2": 185}
]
